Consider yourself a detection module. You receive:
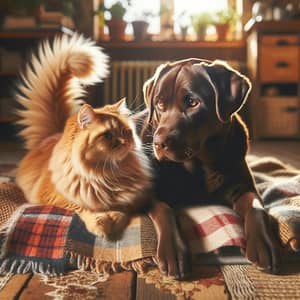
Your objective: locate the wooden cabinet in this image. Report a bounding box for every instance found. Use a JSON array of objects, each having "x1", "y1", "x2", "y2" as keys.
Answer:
[
  {"x1": 246, "y1": 21, "x2": 300, "y2": 139},
  {"x1": 0, "y1": 30, "x2": 63, "y2": 125}
]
